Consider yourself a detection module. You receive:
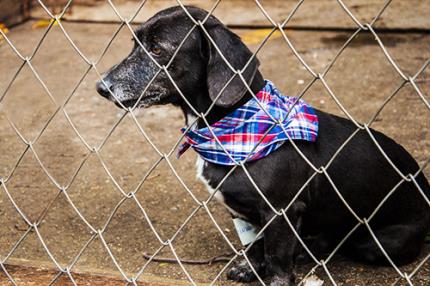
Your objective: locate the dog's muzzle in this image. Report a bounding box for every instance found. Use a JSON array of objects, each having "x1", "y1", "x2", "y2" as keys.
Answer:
[{"x1": 96, "y1": 79, "x2": 113, "y2": 100}]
